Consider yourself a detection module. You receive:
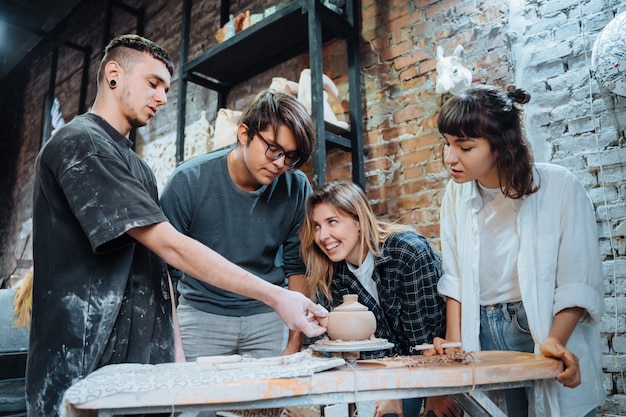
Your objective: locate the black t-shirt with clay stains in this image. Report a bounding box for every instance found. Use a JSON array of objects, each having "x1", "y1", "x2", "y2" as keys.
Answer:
[{"x1": 29, "y1": 113, "x2": 174, "y2": 417}]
